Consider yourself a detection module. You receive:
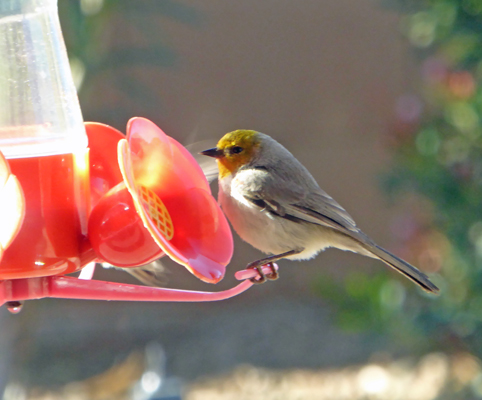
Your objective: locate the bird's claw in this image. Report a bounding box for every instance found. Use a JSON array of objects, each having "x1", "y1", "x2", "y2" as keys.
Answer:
[{"x1": 249, "y1": 262, "x2": 279, "y2": 284}]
